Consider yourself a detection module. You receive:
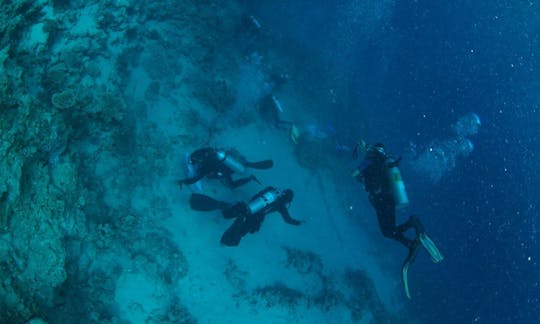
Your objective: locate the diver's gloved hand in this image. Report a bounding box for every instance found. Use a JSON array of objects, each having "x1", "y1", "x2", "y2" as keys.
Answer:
[{"x1": 352, "y1": 140, "x2": 367, "y2": 160}]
